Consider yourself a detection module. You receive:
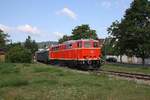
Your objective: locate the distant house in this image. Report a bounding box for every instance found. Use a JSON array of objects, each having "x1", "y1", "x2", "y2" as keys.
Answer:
[
  {"x1": 106, "y1": 55, "x2": 150, "y2": 65},
  {"x1": 0, "y1": 48, "x2": 5, "y2": 62}
]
